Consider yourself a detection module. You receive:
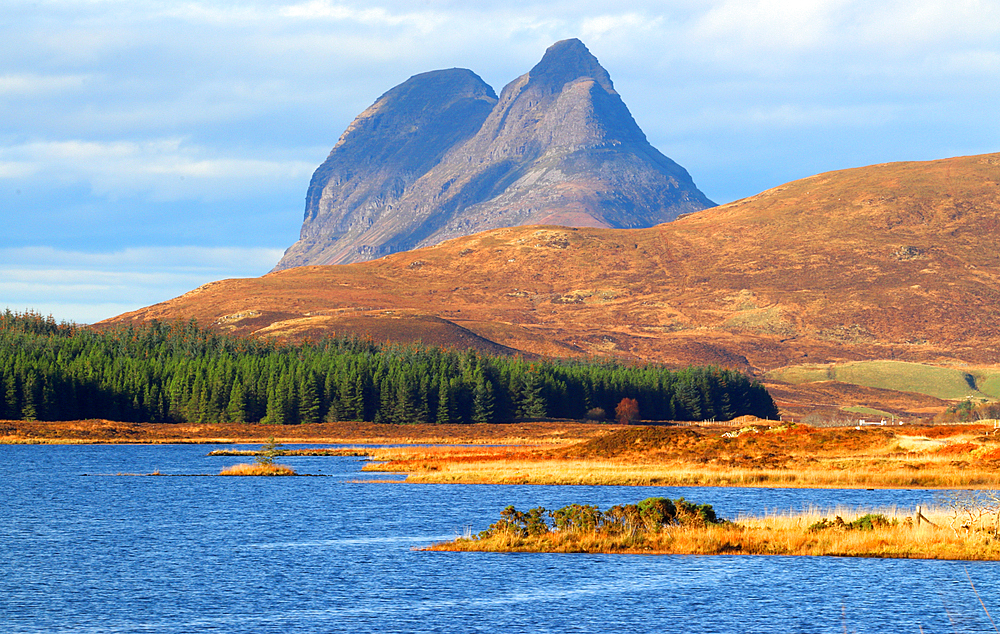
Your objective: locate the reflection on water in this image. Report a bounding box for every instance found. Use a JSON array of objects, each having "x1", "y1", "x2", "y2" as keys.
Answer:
[{"x1": 2, "y1": 444, "x2": 999, "y2": 633}]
